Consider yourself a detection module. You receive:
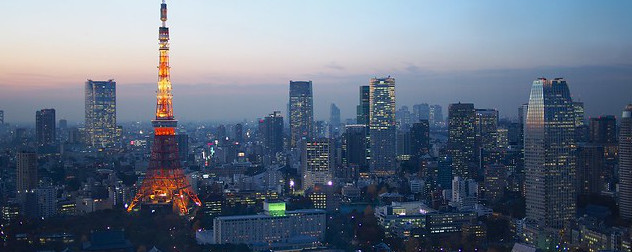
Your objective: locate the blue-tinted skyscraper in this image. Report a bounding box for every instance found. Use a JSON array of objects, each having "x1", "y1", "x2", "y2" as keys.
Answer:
[
  {"x1": 369, "y1": 77, "x2": 396, "y2": 176},
  {"x1": 524, "y1": 78, "x2": 576, "y2": 240},
  {"x1": 85, "y1": 79, "x2": 117, "y2": 148},
  {"x1": 357, "y1": 85, "x2": 370, "y2": 125},
  {"x1": 36, "y1": 108, "x2": 56, "y2": 146},
  {"x1": 448, "y1": 103, "x2": 476, "y2": 179},
  {"x1": 289, "y1": 81, "x2": 314, "y2": 148},
  {"x1": 619, "y1": 105, "x2": 632, "y2": 220}
]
